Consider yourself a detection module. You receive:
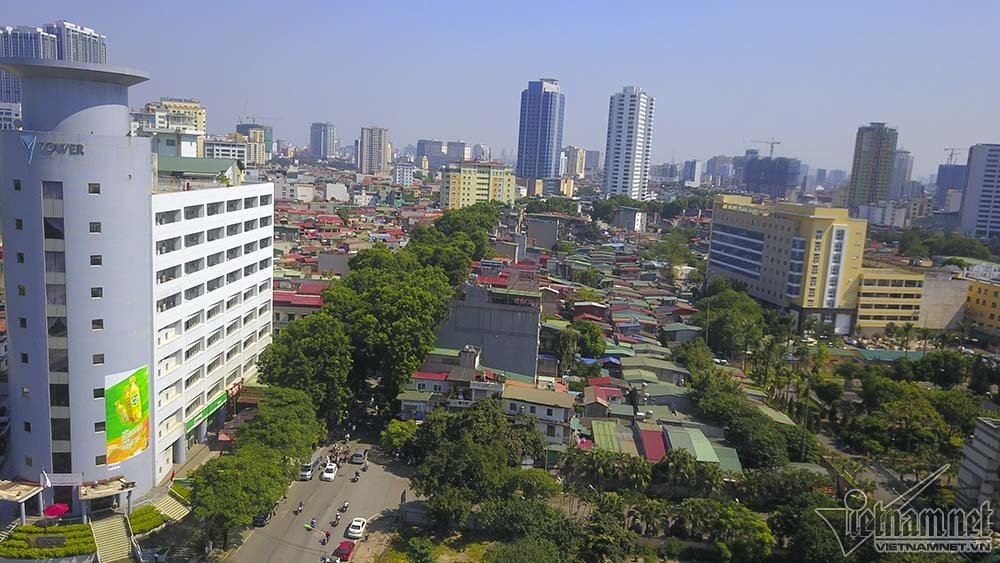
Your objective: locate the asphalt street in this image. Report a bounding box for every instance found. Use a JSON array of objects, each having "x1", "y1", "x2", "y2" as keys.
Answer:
[{"x1": 233, "y1": 441, "x2": 411, "y2": 563}]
